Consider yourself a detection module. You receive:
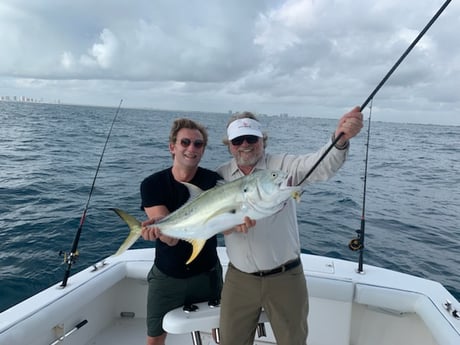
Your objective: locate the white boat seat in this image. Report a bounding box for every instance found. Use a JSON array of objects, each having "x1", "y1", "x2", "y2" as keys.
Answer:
[{"x1": 163, "y1": 302, "x2": 268, "y2": 344}]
